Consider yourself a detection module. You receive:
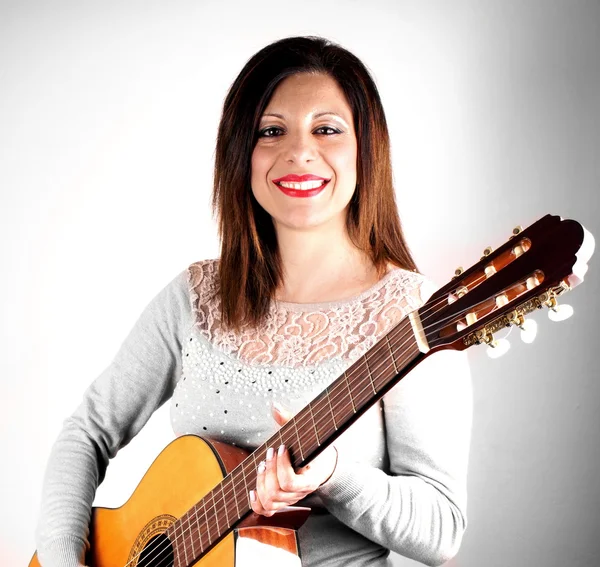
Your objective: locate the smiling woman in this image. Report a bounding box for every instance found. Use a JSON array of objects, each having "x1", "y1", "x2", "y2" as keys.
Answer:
[
  {"x1": 34, "y1": 35, "x2": 472, "y2": 567},
  {"x1": 251, "y1": 73, "x2": 357, "y2": 233}
]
